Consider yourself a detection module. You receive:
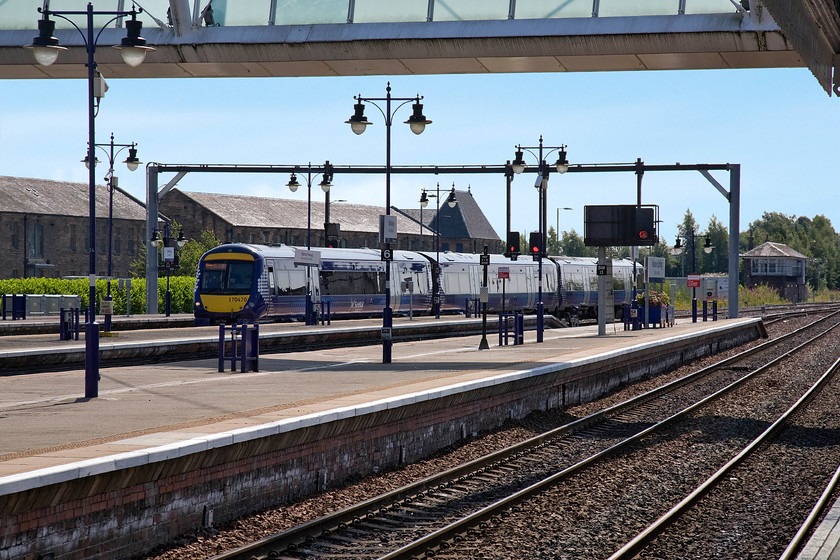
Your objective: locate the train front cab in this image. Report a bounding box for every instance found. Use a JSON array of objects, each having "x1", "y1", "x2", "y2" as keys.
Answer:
[{"x1": 194, "y1": 246, "x2": 264, "y2": 325}]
